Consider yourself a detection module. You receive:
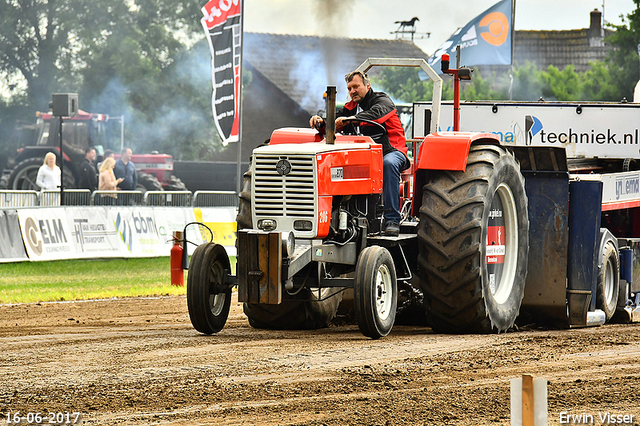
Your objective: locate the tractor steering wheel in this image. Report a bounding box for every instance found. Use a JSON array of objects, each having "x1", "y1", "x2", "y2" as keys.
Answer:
[{"x1": 340, "y1": 118, "x2": 387, "y2": 140}]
